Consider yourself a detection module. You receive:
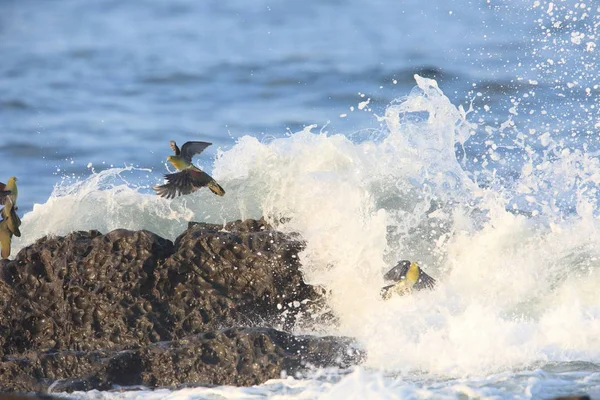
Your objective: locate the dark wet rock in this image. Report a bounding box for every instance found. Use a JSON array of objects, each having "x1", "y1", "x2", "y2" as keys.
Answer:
[
  {"x1": 552, "y1": 396, "x2": 591, "y2": 400},
  {"x1": 0, "y1": 219, "x2": 354, "y2": 392},
  {"x1": 164, "y1": 218, "x2": 329, "y2": 333},
  {"x1": 0, "y1": 394, "x2": 57, "y2": 399},
  {"x1": 0, "y1": 229, "x2": 175, "y2": 356},
  {"x1": 0, "y1": 327, "x2": 362, "y2": 393}
]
